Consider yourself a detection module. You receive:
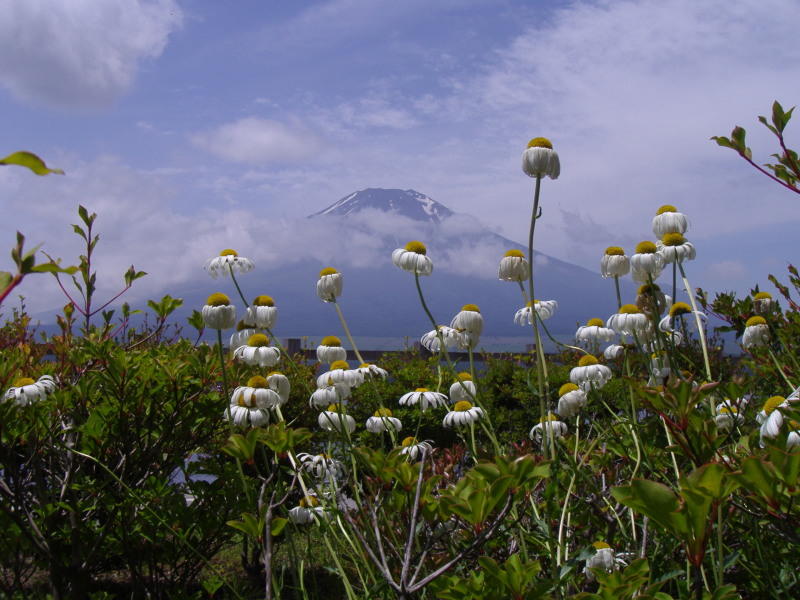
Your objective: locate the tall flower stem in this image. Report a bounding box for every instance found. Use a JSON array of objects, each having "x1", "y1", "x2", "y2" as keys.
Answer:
[
  {"x1": 228, "y1": 268, "x2": 250, "y2": 308},
  {"x1": 333, "y1": 299, "x2": 366, "y2": 365},
  {"x1": 678, "y1": 263, "x2": 713, "y2": 387},
  {"x1": 526, "y1": 175, "x2": 550, "y2": 460}
]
